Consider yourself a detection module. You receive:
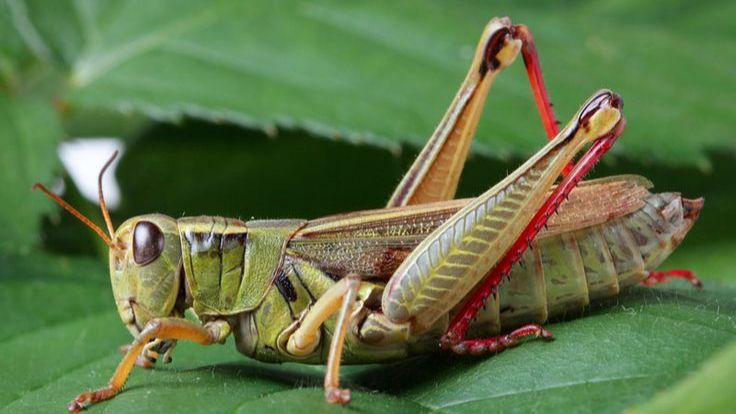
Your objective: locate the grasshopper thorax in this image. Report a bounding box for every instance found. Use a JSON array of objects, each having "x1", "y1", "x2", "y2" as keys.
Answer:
[{"x1": 110, "y1": 214, "x2": 182, "y2": 336}]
